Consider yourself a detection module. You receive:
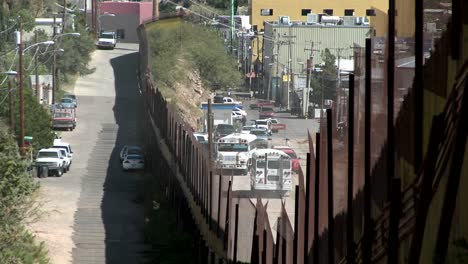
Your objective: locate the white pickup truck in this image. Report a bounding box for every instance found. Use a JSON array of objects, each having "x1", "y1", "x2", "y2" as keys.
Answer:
[
  {"x1": 35, "y1": 148, "x2": 67, "y2": 177},
  {"x1": 96, "y1": 31, "x2": 117, "y2": 49}
]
